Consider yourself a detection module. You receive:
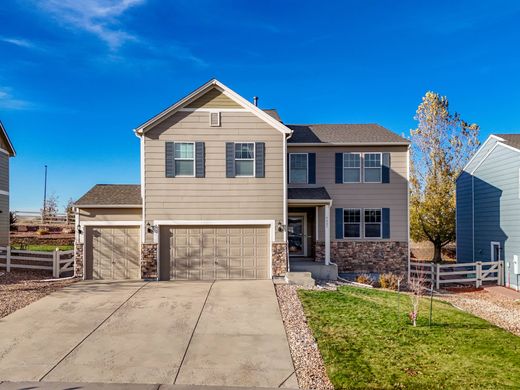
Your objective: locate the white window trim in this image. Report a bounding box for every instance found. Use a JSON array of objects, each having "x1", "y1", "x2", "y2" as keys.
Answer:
[
  {"x1": 209, "y1": 111, "x2": 221, "y2": 127},
  {"x1": 289, "y1": 153, "x2": 309, "y2": 184},
  {"x1": 343, "y1": 208, "x2": 362, "y2": 239},
  {"x1": 174, "y1": 141, "x2": 196, "y2": 177},
  {"x1": 364, "y1": 208, "x2": 382, "y2": 239},
  {"x1": 342, "y1": 152, "x2": 361, "y2": 183},
  {"x1": 234, "y1": 142, "x2": 255, "y2": 177},
  {"x1": 363, "y1": 152, "x2": 383, "y2": 183}
]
